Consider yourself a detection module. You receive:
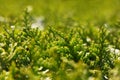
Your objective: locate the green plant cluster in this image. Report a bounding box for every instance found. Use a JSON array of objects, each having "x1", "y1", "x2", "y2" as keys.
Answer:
[{"x1": 0, "y1": 9, "x2": 120, "y2": 80}]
